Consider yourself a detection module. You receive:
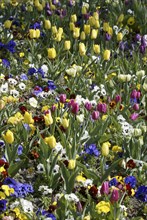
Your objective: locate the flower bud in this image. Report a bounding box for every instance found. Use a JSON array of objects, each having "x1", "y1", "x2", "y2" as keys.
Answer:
[
  {"x1": 68, "y1": 159, "x2": 76, "y2": 170},
  {"x1": 64, "y1": 40, "x2": 71, "y2": 50},
  {"x1": 93, "y1": 44, "x2": 100, "y2": 54},
  {"x1": 110, "y1": 188, "x2": 119, "y2": 202},
  {"x1": 24, "y1": 111, "x2": 34, "y2": 124},
  {"x1": 61, "y1": 118, "x2": 69, "y2": 129},
  {"x1": 101, "y1": 142, "x2": 111, "y2": 156},
  {"x1": 92, "y1": 111, "x2": 99, "y2": 120},
  {"x1": 97, "y1": 103, "x2": 107, "y2": 113},
  {"x1": 44, "y1": 19, "x2": 51, "y2": 29},
  {"x1": 79, "y1": 42, "x2": 86, "y2": 56},
  {"x1": 91, "y1": 29, "x2": 98, "y2": 39},
  {"x1": 100, "y1": 181, "x2": 110, "y2": 195},
  {"x1": 80, "y1": 31, "x2": 86, "y2": 40},
  {"x1": 2, "y1": 130, "x2": 14, "y2": 144},
  {"x1": 73, "y1": 27, "x2": 80, "y2": 38},
  {"x1": 130, "y1": 113, "x2": 139, "y2": 121},
  {"x1": 44, "y1": 113, "x2": 53, "y2": 126},
  {"x1": 44, "y1": 136, "x2": 56, "y2": 148},
  {"x1": 103, "y1": 50, "x2": 111, "y2": 61},
  {"x1": 52, "y1": 26, "x2": 57, "y2": 34},
  {"x1": 117, "y1": 32, "x2": 123, "y2": 41},
  {"x1": 60, "y1": 94, "x2": 66, "y2": 103},
  {"x1": 133, "y1": 103, "x2": 139, "y2": 111},
  {"x1": 71, "y1": 102, "x2": 79, "y2": 114},
  {"x1": 115, "y1": 95, "x2": 121, "y2": 103},
  {"x1": 84, "y1": 24, "x2": 90, "y2": 35},
  {"x1": 85, "y1": 102, "x2": 92, "y2": 111},
  {"x1": 47, "y1": 48, "x2": 57, "y2": 59},
  {"x1": 4, "y1": 20, "x2": 12, "y2": 29},
  {"x1": 71, "y1": 14, "x2": 77, "y2": 23}
]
